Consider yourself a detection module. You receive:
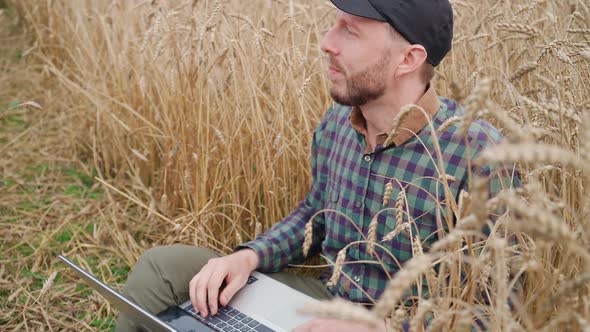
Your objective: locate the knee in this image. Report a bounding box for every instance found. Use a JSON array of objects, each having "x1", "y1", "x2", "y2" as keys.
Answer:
[
  {"x1": 134, "y1": 245, "x2": 218, "y2": 275},
  {"x1": 123, "y1": 245, "x2": 219, "y2": 302},
  {"x1": 137, "y1": 245, "x2": 191, "y2": 268}
]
